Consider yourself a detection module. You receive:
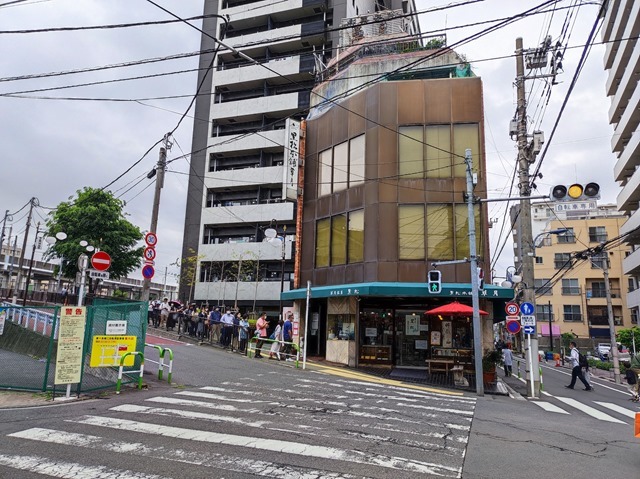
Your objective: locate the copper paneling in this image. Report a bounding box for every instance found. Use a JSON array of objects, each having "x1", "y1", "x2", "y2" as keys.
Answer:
[
  {"x1": 313, "y1": 267, "x2": 328, "y2": 285},
  {"x1": 332, "y1": 108, "x2": 348, "y2": 145},
  {"x1": 347, "y1": 184, "x2": 364, "y2": 210},
  {"x1": 377, "y1": 261, "x2": 398, "y2": 282},
  {"x1": 365, "y1": 86, "x2": 380, "y2": 126},
  {"x1": 347, "y1": 94, "x2": 367, "y2": 137},
  {"x1": 363, "y1": 261, "x2": 379, "y2": 282},
  {"x1": 378, "y1": 83, "x2": 398, "y2": 127},
  {"x1": 377, "y1": 127, "x2": 397, "y2": 179},
  {"x1": 425, "y1": 179, "x2": 456, "y2": 203},
  {"x1": 317, "y1": 195, "x2": 331, "y2": 218},
  {"x1": 451, "y1": 78, "x2": 482, "y2": 122},
  {"x1": 306, "y1": 153, "x2": 319, "y2": 198},
  {"x1": 398, "y1": 180, "x2": 426, "y2": 203},
  {"x1": 397, "y1": 81, "x2": 425, "y2": 125},
  {"x1": 376, "y1": 203, "x2": 399, "y2": 262},
  {"x1": 363, "y1": 205, "x2": 379, "y2": 262},
  {"x1": 378, "y1": 181, "x2": 398, "y2": 203},
  {"x1": 398, "y1": 261, "x2": 426, "y2": 283},
  {"x1": 332, "y1": 189, "x2": 347, "y2": 214},
  {"x1": 424, "y1": 80, "x2": 452, "y2": 123},
  {"x1": 315, "y1": 112, "x2": 332, "y2": 152},
  {"x1": 345, "y1": 264, "x2": 364, "y2": 283}
]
